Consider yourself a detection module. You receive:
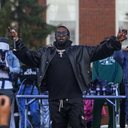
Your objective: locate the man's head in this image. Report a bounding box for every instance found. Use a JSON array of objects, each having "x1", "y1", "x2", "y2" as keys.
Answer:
[{"x1": 55, "y1": 26, "x2": 70, "y2": 43}]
